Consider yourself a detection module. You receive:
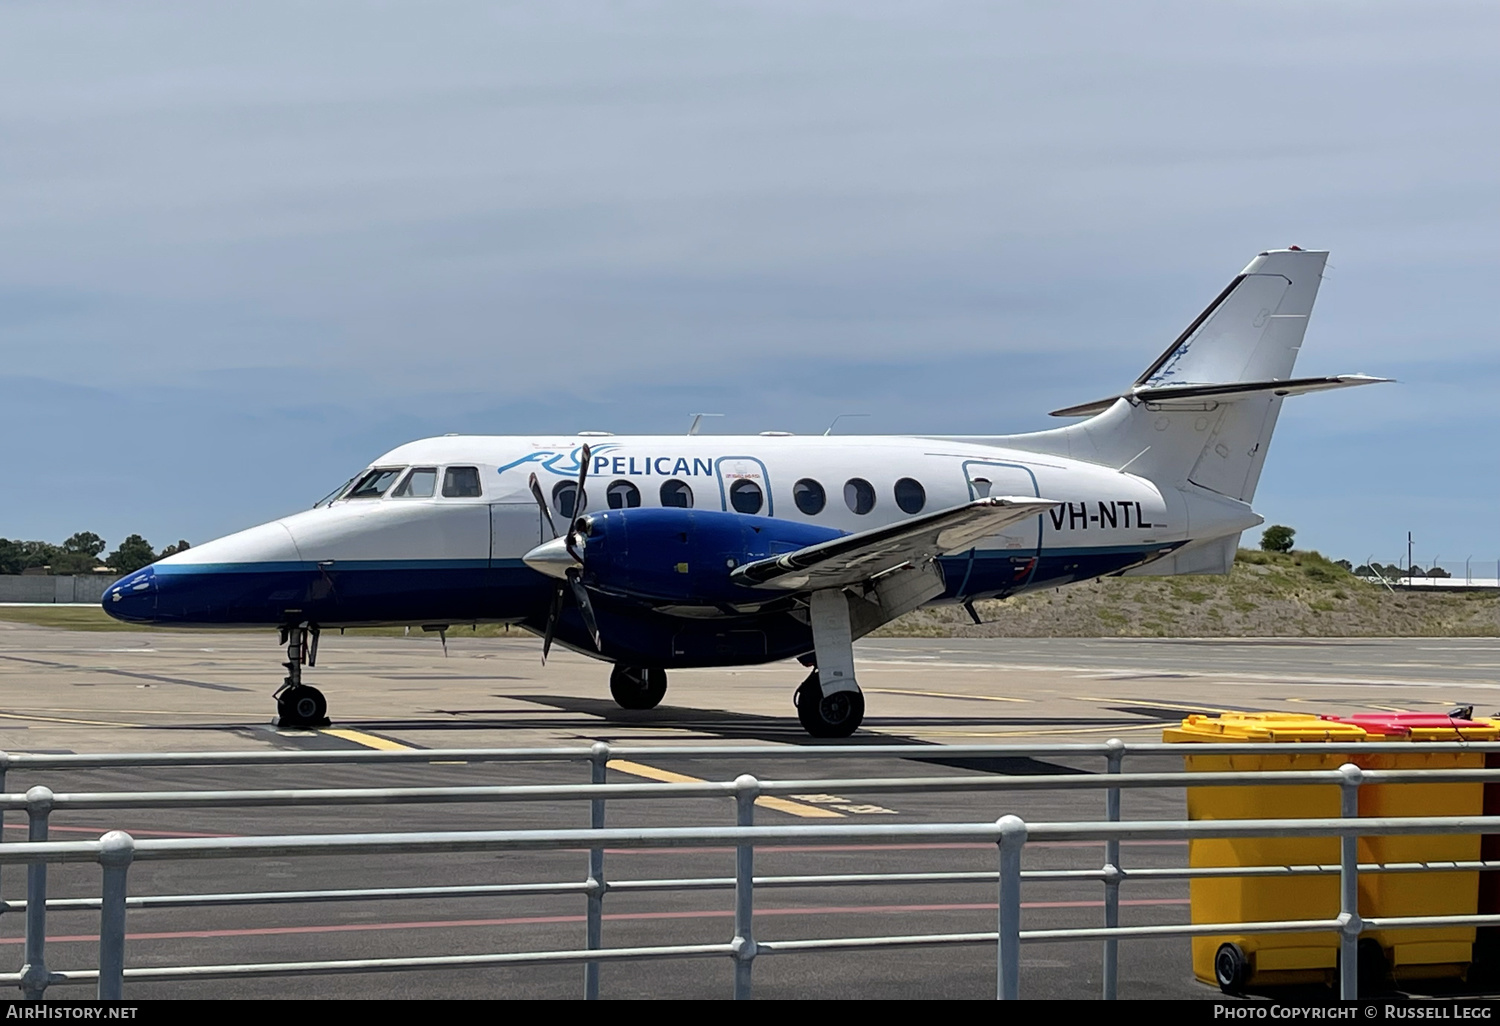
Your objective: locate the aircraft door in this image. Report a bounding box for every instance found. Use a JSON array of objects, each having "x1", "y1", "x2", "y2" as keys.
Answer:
[
  {"x1": 490, "y1": 501, "x2": 552, "y2": 618},
  {"x1": 490, "y1": 502, "x2": 551, "y2": 563},
  {"x1": 957, "y1": 460, "x2": 1043, "y2": 595},
  {"x1": 714, "y1": 457, "x2": 773, "y2": 516}
]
